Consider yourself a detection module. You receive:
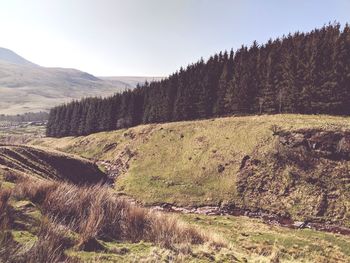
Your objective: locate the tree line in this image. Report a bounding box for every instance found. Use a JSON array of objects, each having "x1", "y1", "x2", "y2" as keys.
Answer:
[
  {"x1": 47, "y1": 23, "x2": 350, "y2": 138},
  {"x1": 0, "y1": 112, "x2": 48, "y2": 123}
]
